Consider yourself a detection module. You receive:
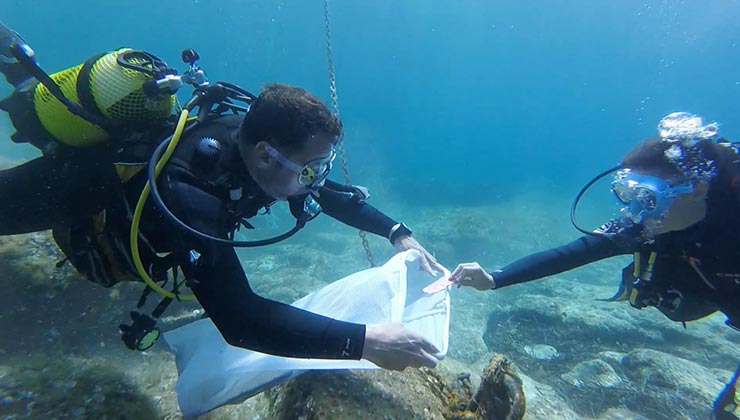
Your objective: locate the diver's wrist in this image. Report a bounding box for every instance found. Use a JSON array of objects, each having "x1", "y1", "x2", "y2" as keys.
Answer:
[
  {"x1": 488, "y1": 271, "x2": 498, "y2": 290},
  {"x1": 388, "y1": 222, "x2": 412, "y2": 244}
]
